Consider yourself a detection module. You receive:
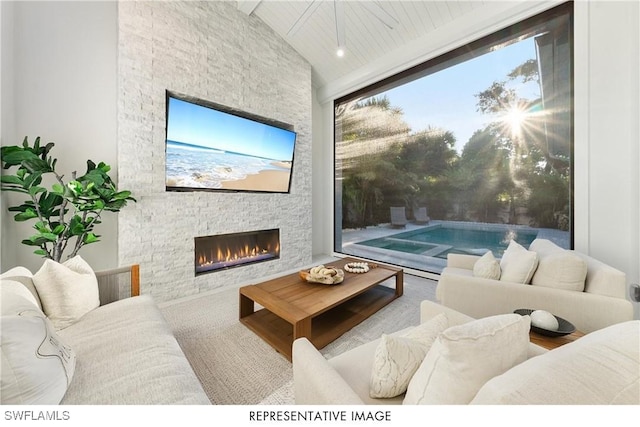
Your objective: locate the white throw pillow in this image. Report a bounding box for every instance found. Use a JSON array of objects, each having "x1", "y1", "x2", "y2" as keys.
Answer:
[
  {"x1": 32, "y1": 256, "x2": 100, "y2": 330},
  {"x1": 531, "y1": 251, "x2": 587, "y2": 291},
  {"x1": 369, "y1": 313, "x2": 448, "y2": 398},
  {"x1": 403, "y1": 313, "x2": 530, "y2": 405},
  {"x1": 1, "y1": 267, "x2": 41, "y2": 309},
  {"x1": 472, "y1": 251, "x2": 501, "y2": 280},
  {"x1": 499, "y1": 240, "x2": 539, "y2": 284},
  {"x1": 1, "y1": 279, "x2": 40, "y2": 307},
  {"x1": 1, "y1": 285, "x2": 76, "y2": 404},
  {"x1": 471, "y1": 320, "x2": 640, "y2": 404}
]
